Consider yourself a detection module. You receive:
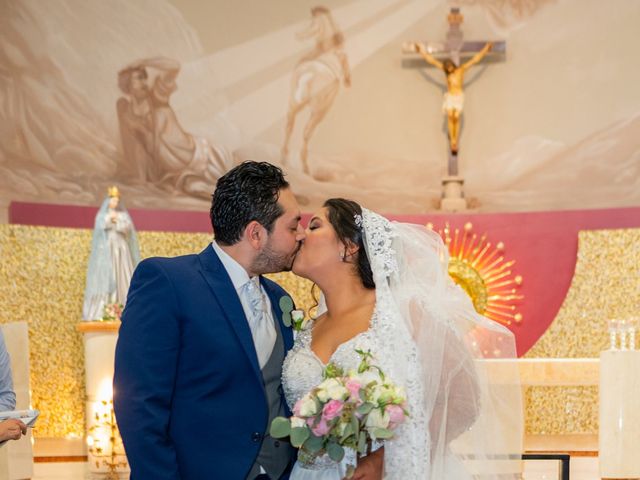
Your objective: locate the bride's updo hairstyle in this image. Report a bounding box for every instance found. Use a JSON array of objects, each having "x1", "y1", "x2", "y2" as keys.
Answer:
[{"x1": 323, "y1": 198, "x2": 375, "y2": 290}]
